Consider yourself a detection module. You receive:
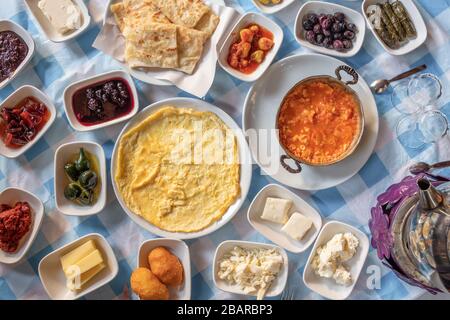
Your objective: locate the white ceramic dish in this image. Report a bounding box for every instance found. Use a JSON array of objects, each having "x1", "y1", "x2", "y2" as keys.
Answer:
[
  {"x1": 362, "y1": 0, "x2": 427, "y2": 55},
  {"x1": 251, "y1": 0, "x2": 297, "y2": 14},
  {"x1": 111, "y1": 97, "x2": 252, "y2": 239},
  {"x1": 0, "y1": 85, "x2": 56, "y2": 159},
  {"x1": 242, "y1": 53, "x2": 379, "y2": 190},
  {"x1": 137, "y1": 238, "x2": 191, "y2": 300},
  {"x1": 54, "y1": 141, "x2": 107, "y2": 216},
  {"x1": 0, "y1": 20, "x2": 35, "y2": 89},
  {"x1": 103, "y1": 0, "x2": 225, "y2": 87},
  {"x1": 63, "y1": 70, "x2": 139, "y2": 131},
  {"x1": 294, "y1": 1, "x2": 365, "y2": 58},
  {"x1": 38, "y1": 233, "x2": 118, "y2": 300},
  {"x1": 0, "y1": 188, "x2": 44, "y2": 265},
  {"x1": 24, "y1": 0, "x2": 91, "y2": 43},
  {"x1": 213, "y1": 240, "x2": 288, "y2": 298},
  {"x1": 303, "y1": 221, "x2": 369, "y2": 300},
  {"x1": 247, "y1": 184, "x2": 322, "y2": 253},
  {"x1": 218, "y1": 12, "x2": 283, "y2": 82}
]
